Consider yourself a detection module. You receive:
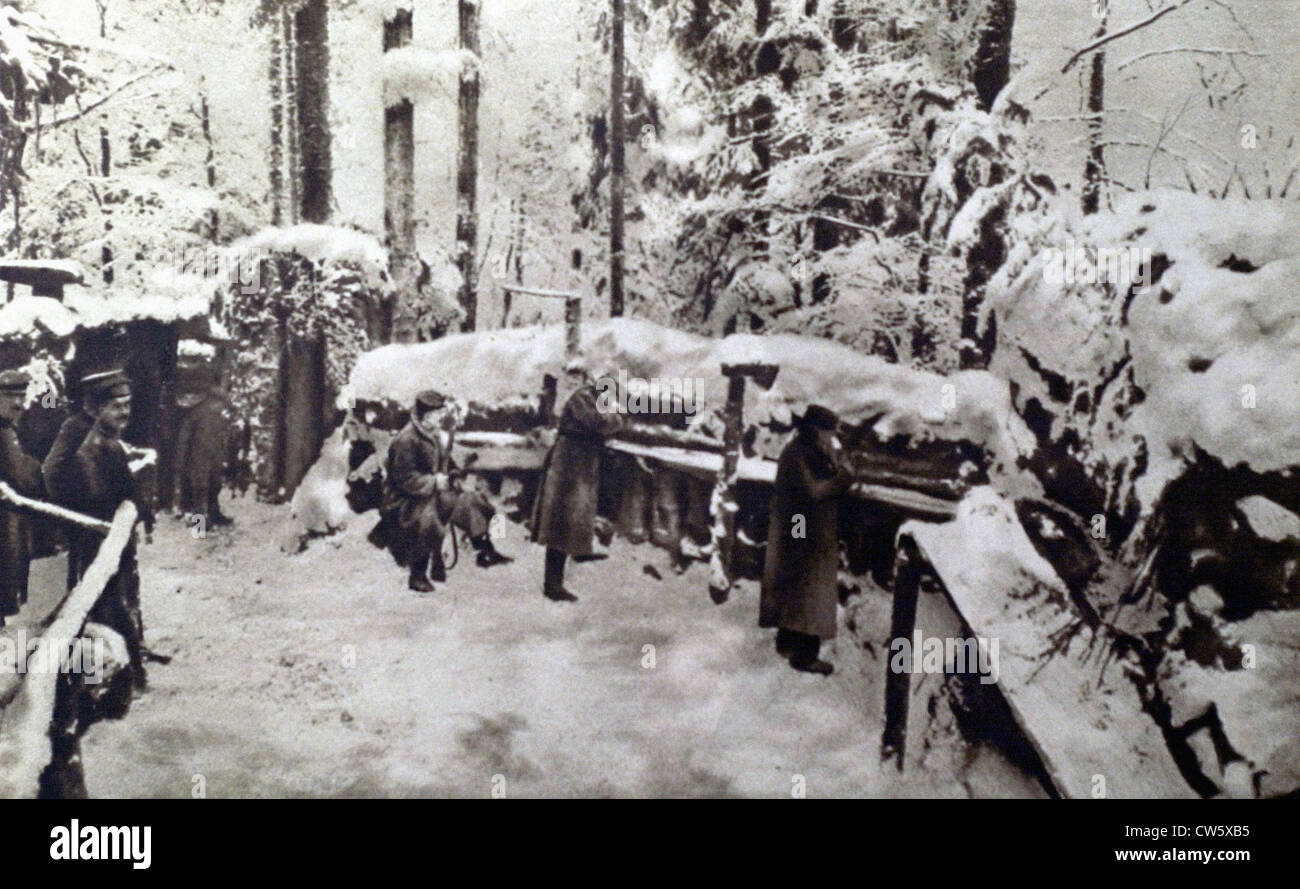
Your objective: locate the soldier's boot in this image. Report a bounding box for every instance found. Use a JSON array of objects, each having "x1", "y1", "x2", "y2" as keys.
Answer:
[
  {"x1": 471, "y1": 534, "x2": 512, "y2": 567},
  {"x1": 207, "y1": 490, "x2": 233, "y2": 526},
  {"x1": 791, "y1": 658, "x2": 834, "y2": 676},
  {"x1": 408, "y1": 556, "x2": 434, "y2": 593},
  {"x1": 429, "y1": 549, "x2": 448, "y2": 584},
  {"x1": 789, "y1": 634, "x2": 833, "y2": 676},
  {"x1": 543, "y1": 547, "x2": 577, "y2": 602}
]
